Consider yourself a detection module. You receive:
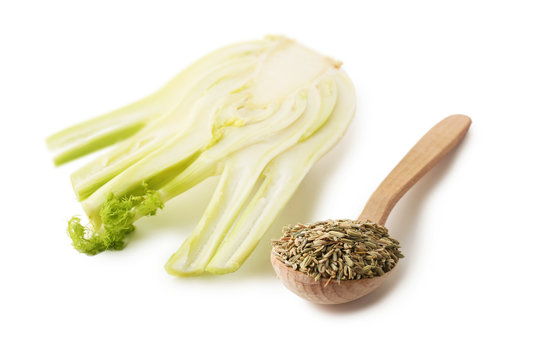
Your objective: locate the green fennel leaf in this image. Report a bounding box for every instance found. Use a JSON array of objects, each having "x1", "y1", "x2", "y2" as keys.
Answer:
[{"x1": 68, "y1": 188, "x2": 164, "y2": 255}]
